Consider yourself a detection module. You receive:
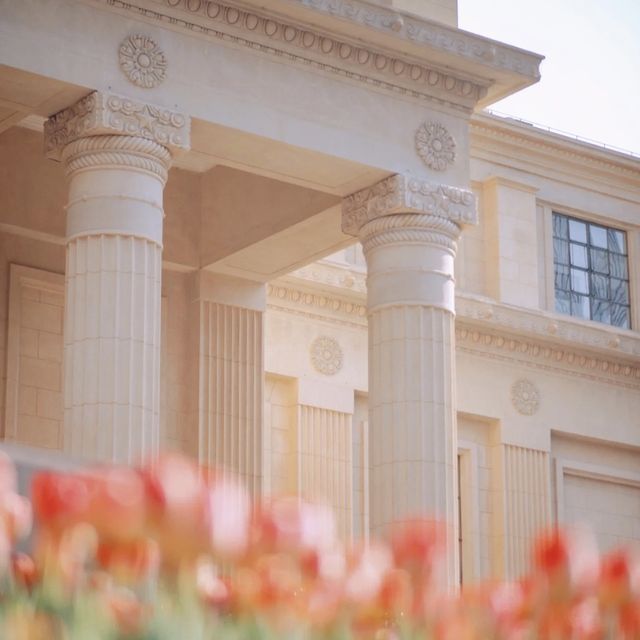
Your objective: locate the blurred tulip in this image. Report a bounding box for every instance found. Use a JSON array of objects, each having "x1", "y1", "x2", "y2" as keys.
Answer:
[
  {"x1": 253, "y1": 497, "x2": 337, "y2": 556},
  {"x1": 196, "y1": 559, "x2": 233, "y2": 612},
  {"x1": 31, "y1": 470, "x2": 97, "y2": 532},
  {"x1": 1, "y1": 491, "x2": 32, "y2": 542},
  {"x1": 533, "y1": 527, "x2": 599, "y2": 595},
  {"x1": 390, "y1": 518, "x2": 445, "y2": 579},
  {"x1": 107, "y1": 588, "x2": 149, "y2": 637},
  {"x1": 599, "y1": 548, "x2": 640, "y2": 609},
  {"x1": 344, "y1": 543, "x2": 393, "y2": 605},
  {"x1": 0, "y1": 451, "x2": 16, "y2": 496},
  {"x1": 208, "y1": 475, "x2": 251, "y2": 559},
  {"x1": 11, "y1": 552, "x2": 38, "y2": 591},
  {"x1": 96, "y1": 537, "x2": 160, "y2": 583}
]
